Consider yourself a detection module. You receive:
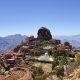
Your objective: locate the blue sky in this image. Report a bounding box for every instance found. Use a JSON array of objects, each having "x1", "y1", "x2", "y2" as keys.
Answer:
[{"x1": 0, "y1": 0, "x2": 80, "y2": 36}]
